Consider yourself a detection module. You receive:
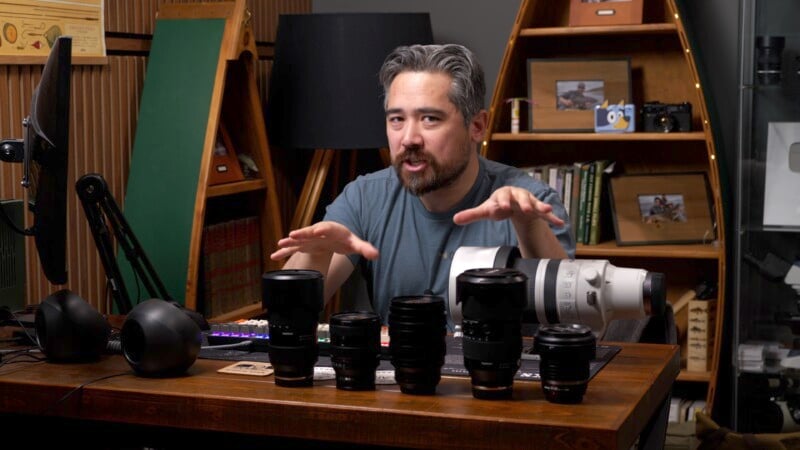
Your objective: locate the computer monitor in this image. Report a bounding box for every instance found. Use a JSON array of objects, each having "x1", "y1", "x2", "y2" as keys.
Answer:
[{"x1": 0, "y1": 36, "x2": 71, "y2": 285}]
